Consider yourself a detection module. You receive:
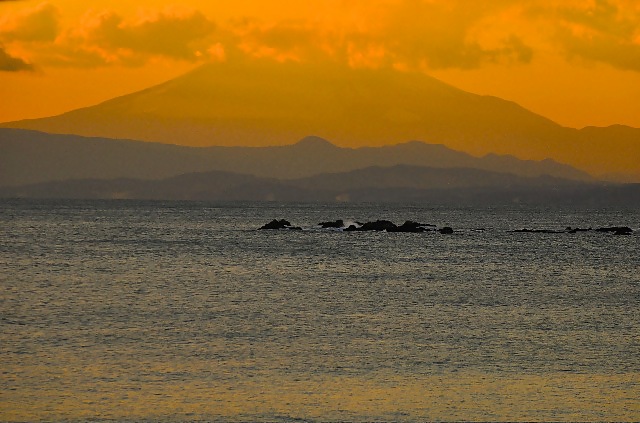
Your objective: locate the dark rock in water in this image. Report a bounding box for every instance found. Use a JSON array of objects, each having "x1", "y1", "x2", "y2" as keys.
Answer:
[
  {"x1": 260, "y1": 219, "x2": 300, "y2": 230},
  {"x1": 319, "y1": 219, "x2": 344, "y2": 228},
  {"x1": 339, "y1": 220, "x2": 434, "y2": 232},
  {"x1": 393, "y1": 220, "x2": 429, "y2": 233},
  {"x1": 439, "y1": 226, "x2": 454, "y2": 234},
  {"x1": 512, "y1": 228, "x2": 563, "y2": 234},
  {"x1": 567, "y1": 227, "x2": 592, "y2": 233},
  {"x1": 359, "y1": 220, "x2": 398, "y2": 231},
  {"x1": 513, "y1": 226, "x2": 633, "y2": 235},
  {"x1": 596, "y1": 226, "x2": 633, "y2": 235}
]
